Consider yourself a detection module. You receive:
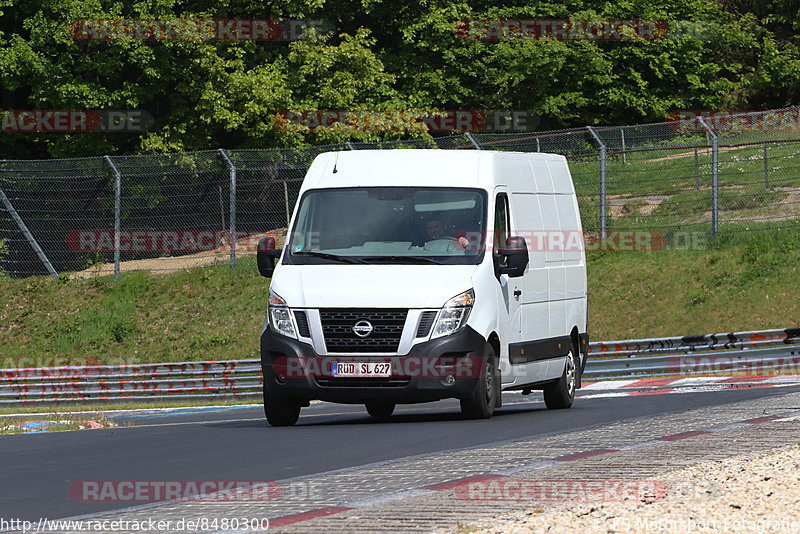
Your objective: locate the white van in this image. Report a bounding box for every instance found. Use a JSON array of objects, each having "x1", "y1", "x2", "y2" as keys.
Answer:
[{"x1": 257, "y1": 149, "x2": 588, "y2": 426}]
